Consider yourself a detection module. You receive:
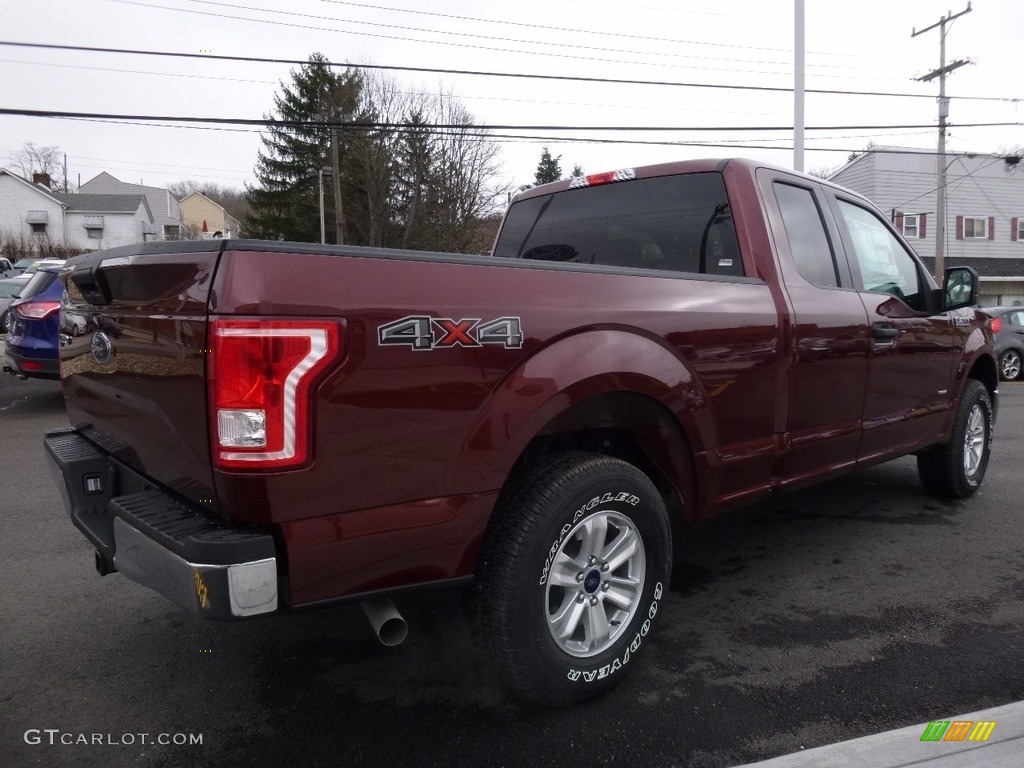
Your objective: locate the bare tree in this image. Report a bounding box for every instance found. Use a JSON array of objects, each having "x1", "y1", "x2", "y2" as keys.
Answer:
[
  {"x1": 10, "y1": 142, "x2": 62, "y2": 180},
  {"x1": 428, "y1": 95, "x2": 508, "y2": 253}
]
